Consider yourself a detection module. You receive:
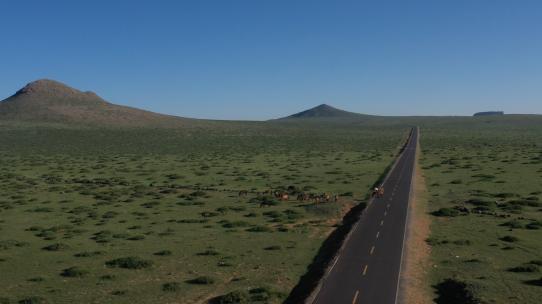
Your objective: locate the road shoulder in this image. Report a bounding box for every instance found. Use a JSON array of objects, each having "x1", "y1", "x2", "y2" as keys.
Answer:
[{"x1": 399, "y1": 132, "x2": 432, "y2": 304}]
